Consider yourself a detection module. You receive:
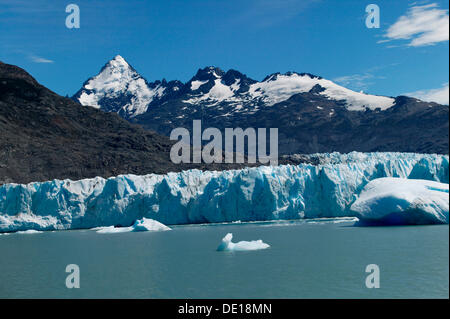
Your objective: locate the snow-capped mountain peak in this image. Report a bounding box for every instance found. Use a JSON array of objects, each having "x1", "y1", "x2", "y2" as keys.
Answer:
[
  {"x1": 247, "y1": 71, "x2": 395, "y2": 111},
  {"x1": 183, "y1": 69, "x2": 394, "y2": 112},
  {"x1": 187, "y1": 67, "x2": 224, "y2": 92},
  {"x1": 107, "y1": 54, "x2": 129, "y2": 69},
  {"x1": 184, "y1": 67, "x2": 240, "y2": 104},
  {"x1": 74, "y1": 57, "x2": 396, "y2": 119},
  {"x1": 194, "y1": 66, "x2": 225, "y2": 80},
  {"x1": 74, "y1": 55, "x2": 168, "y2": 117},
  {"x1": 186, "y1": 67, "x2": 256, "y2": 95}
]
